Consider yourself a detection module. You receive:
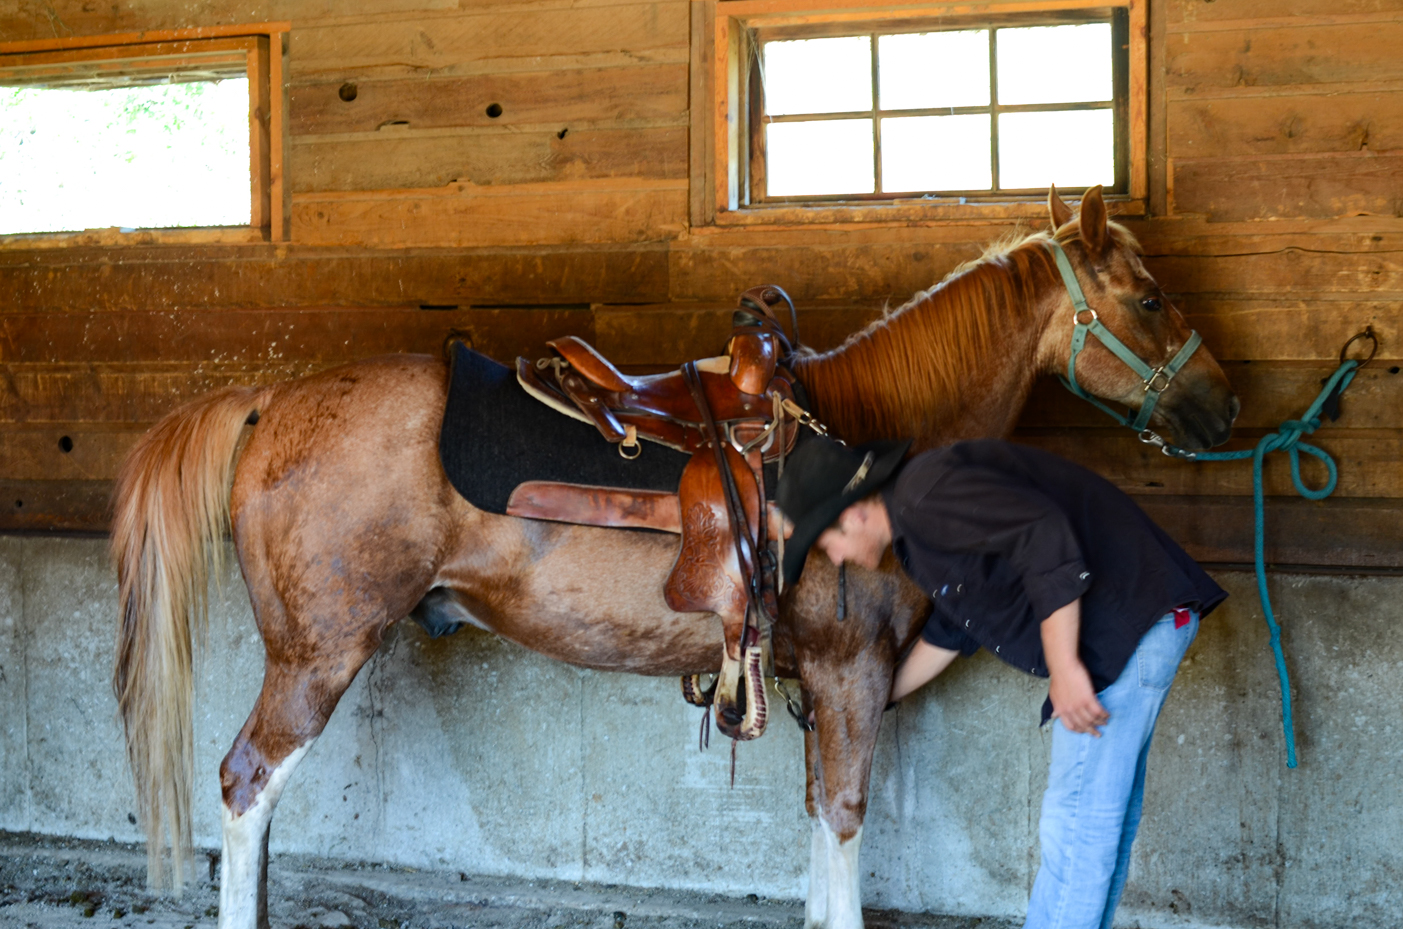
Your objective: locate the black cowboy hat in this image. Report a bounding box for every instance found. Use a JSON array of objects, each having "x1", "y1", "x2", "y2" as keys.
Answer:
[{"x1": 776, "y1": 436, "x2": 912, "y2": 587}]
